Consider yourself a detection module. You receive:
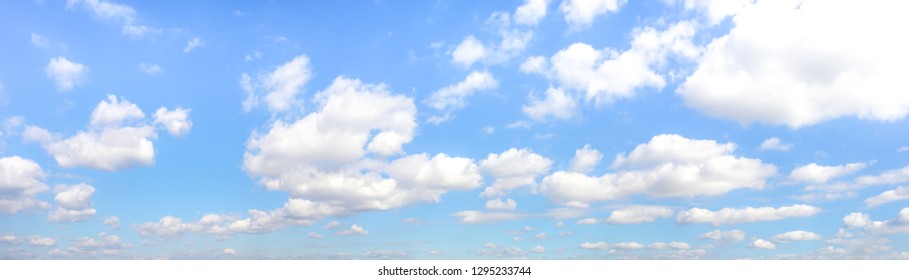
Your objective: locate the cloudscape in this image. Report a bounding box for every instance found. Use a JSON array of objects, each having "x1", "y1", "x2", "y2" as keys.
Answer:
[{"x1": 1, "y1": 0, "x2": 908, "y2": 259}]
